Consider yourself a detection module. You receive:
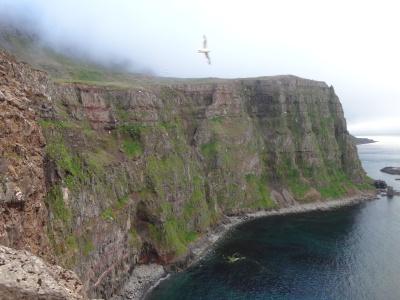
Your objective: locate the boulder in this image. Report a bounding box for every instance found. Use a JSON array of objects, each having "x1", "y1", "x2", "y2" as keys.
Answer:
[
  {"x1": 371, "y1": 180, "x2": 387, "y2": 189},
  {"x1": 0, "y1": 245, "x2": 87, "y2": 300},
  {"x1": 387, "y1": 186, "x2": 395, "y2": 197}
]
